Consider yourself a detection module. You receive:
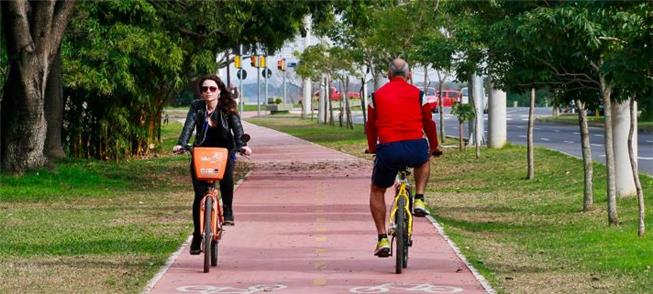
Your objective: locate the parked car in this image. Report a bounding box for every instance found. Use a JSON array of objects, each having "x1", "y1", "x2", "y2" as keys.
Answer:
[
  {"x1": 425, "y1": 89, "x2": 461, "y2": 112},
  {"x1": 313, "y1": 88, "x2": 360, "y2": 101},
  {"x1": 460, "y1": 87, "x2": 469, "y2": 104},
  {"x1": 459, "y1": 87, "x2": 488, "y2": 113}
]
